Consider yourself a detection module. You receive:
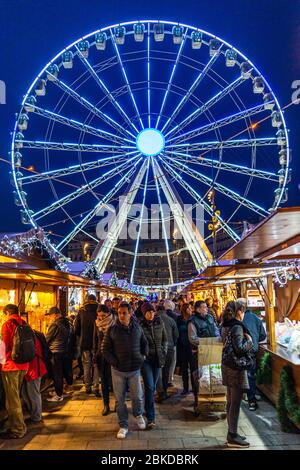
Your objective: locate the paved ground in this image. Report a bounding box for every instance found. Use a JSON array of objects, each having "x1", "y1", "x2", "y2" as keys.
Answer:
[{"x1": 1, "y1": 377, "x2": 300, "y2": 451}]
